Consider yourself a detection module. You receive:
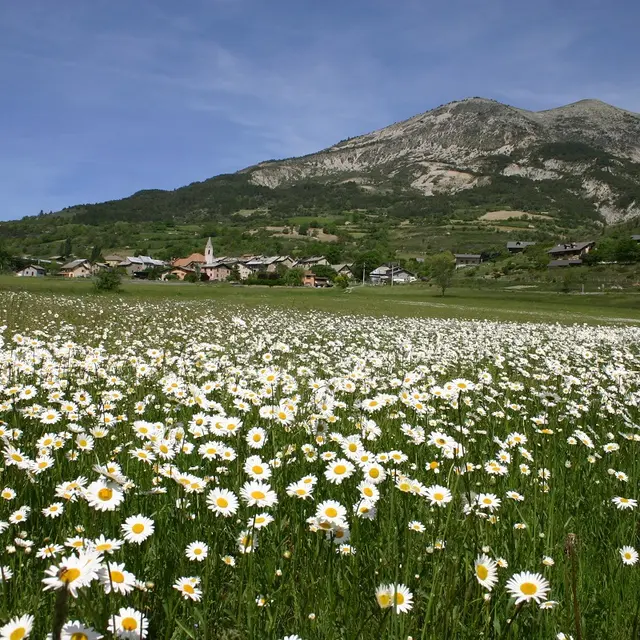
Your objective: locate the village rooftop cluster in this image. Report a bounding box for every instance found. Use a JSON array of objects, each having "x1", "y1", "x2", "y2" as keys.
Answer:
[
  {"x1": 15, "y1": 236, "x2": 632, "y2": 283},
  {"x1": 16, "y1": 238, "x2": 418, "y2": 286}
]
